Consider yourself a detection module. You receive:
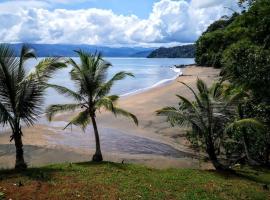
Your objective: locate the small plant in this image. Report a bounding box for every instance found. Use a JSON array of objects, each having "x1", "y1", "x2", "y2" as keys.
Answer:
[{"x1": 0, "y1": 192, "x2": 5, "y2": 200}]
